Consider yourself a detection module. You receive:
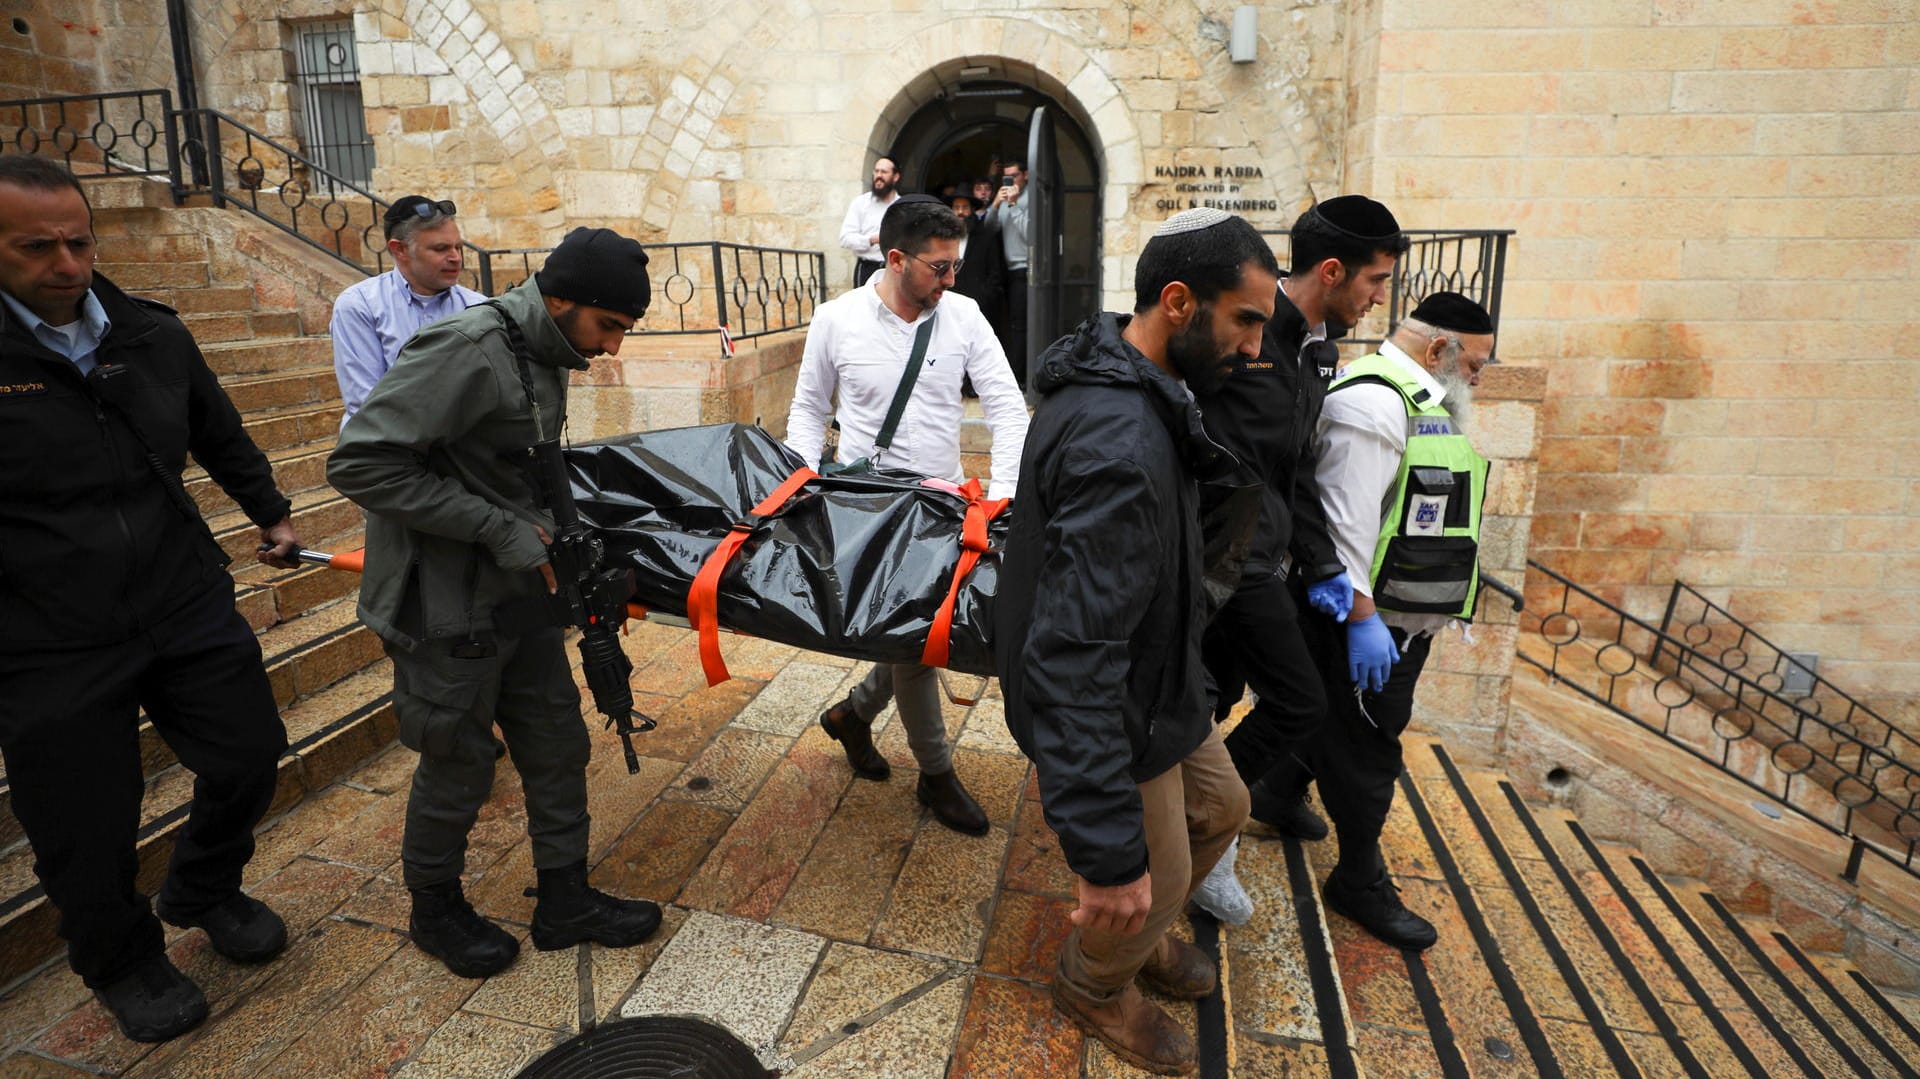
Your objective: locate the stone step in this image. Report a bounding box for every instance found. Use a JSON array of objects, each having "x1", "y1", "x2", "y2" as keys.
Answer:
[
  {"x1": 1383, "y1": 738, "x2": 1920, "y2": 1079},
  {"x1": 199, "y1": 335, "x2": 334, "y2": 378},
  {"x1": 99, "y1": 259, "x2": 211, "y2": 291},
  {"x1": 234, "y1": 400, "x2": 344, "y2": 455},
  {"x1": 96, "y1": 232, "x2": 208, "y2": 264},
  {"x1": 0, "y1": 659, "x2": 395, "y2": 990},
  {"x1": 231, "y1": 523, "x2": 366, "y2": 632},
  {"x1": 207, "y1": 487, "x2": 360, "y2": 566},
  {"x1": 186, "y1": 441, "x2": 334, "y2": 519},
  {"x1": 219, "y1": 364, "x2": 341, "y2": 416},
  {"x1": 140, "y1": 284, "x2": 258, "y2": 316}
]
